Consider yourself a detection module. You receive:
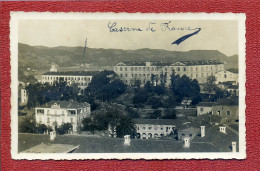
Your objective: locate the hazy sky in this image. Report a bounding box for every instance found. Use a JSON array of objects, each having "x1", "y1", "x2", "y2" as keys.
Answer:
[{"x1": 19, "y1": 19, "x2": 238, "y2": 56}]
